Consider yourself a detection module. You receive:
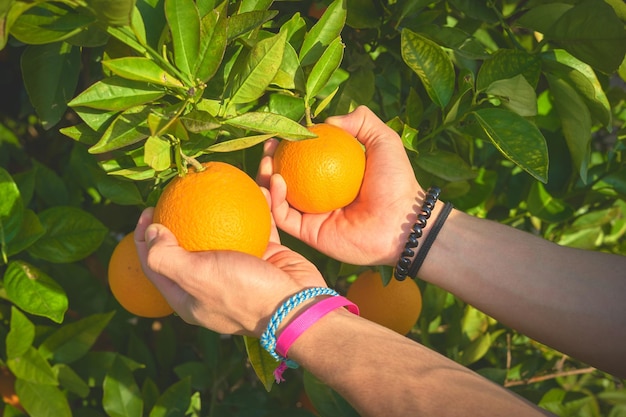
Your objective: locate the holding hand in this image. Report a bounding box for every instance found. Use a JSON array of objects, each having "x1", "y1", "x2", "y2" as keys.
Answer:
[{"x1": 258, "y1": 106, "x2": 430, "y2": 266}]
